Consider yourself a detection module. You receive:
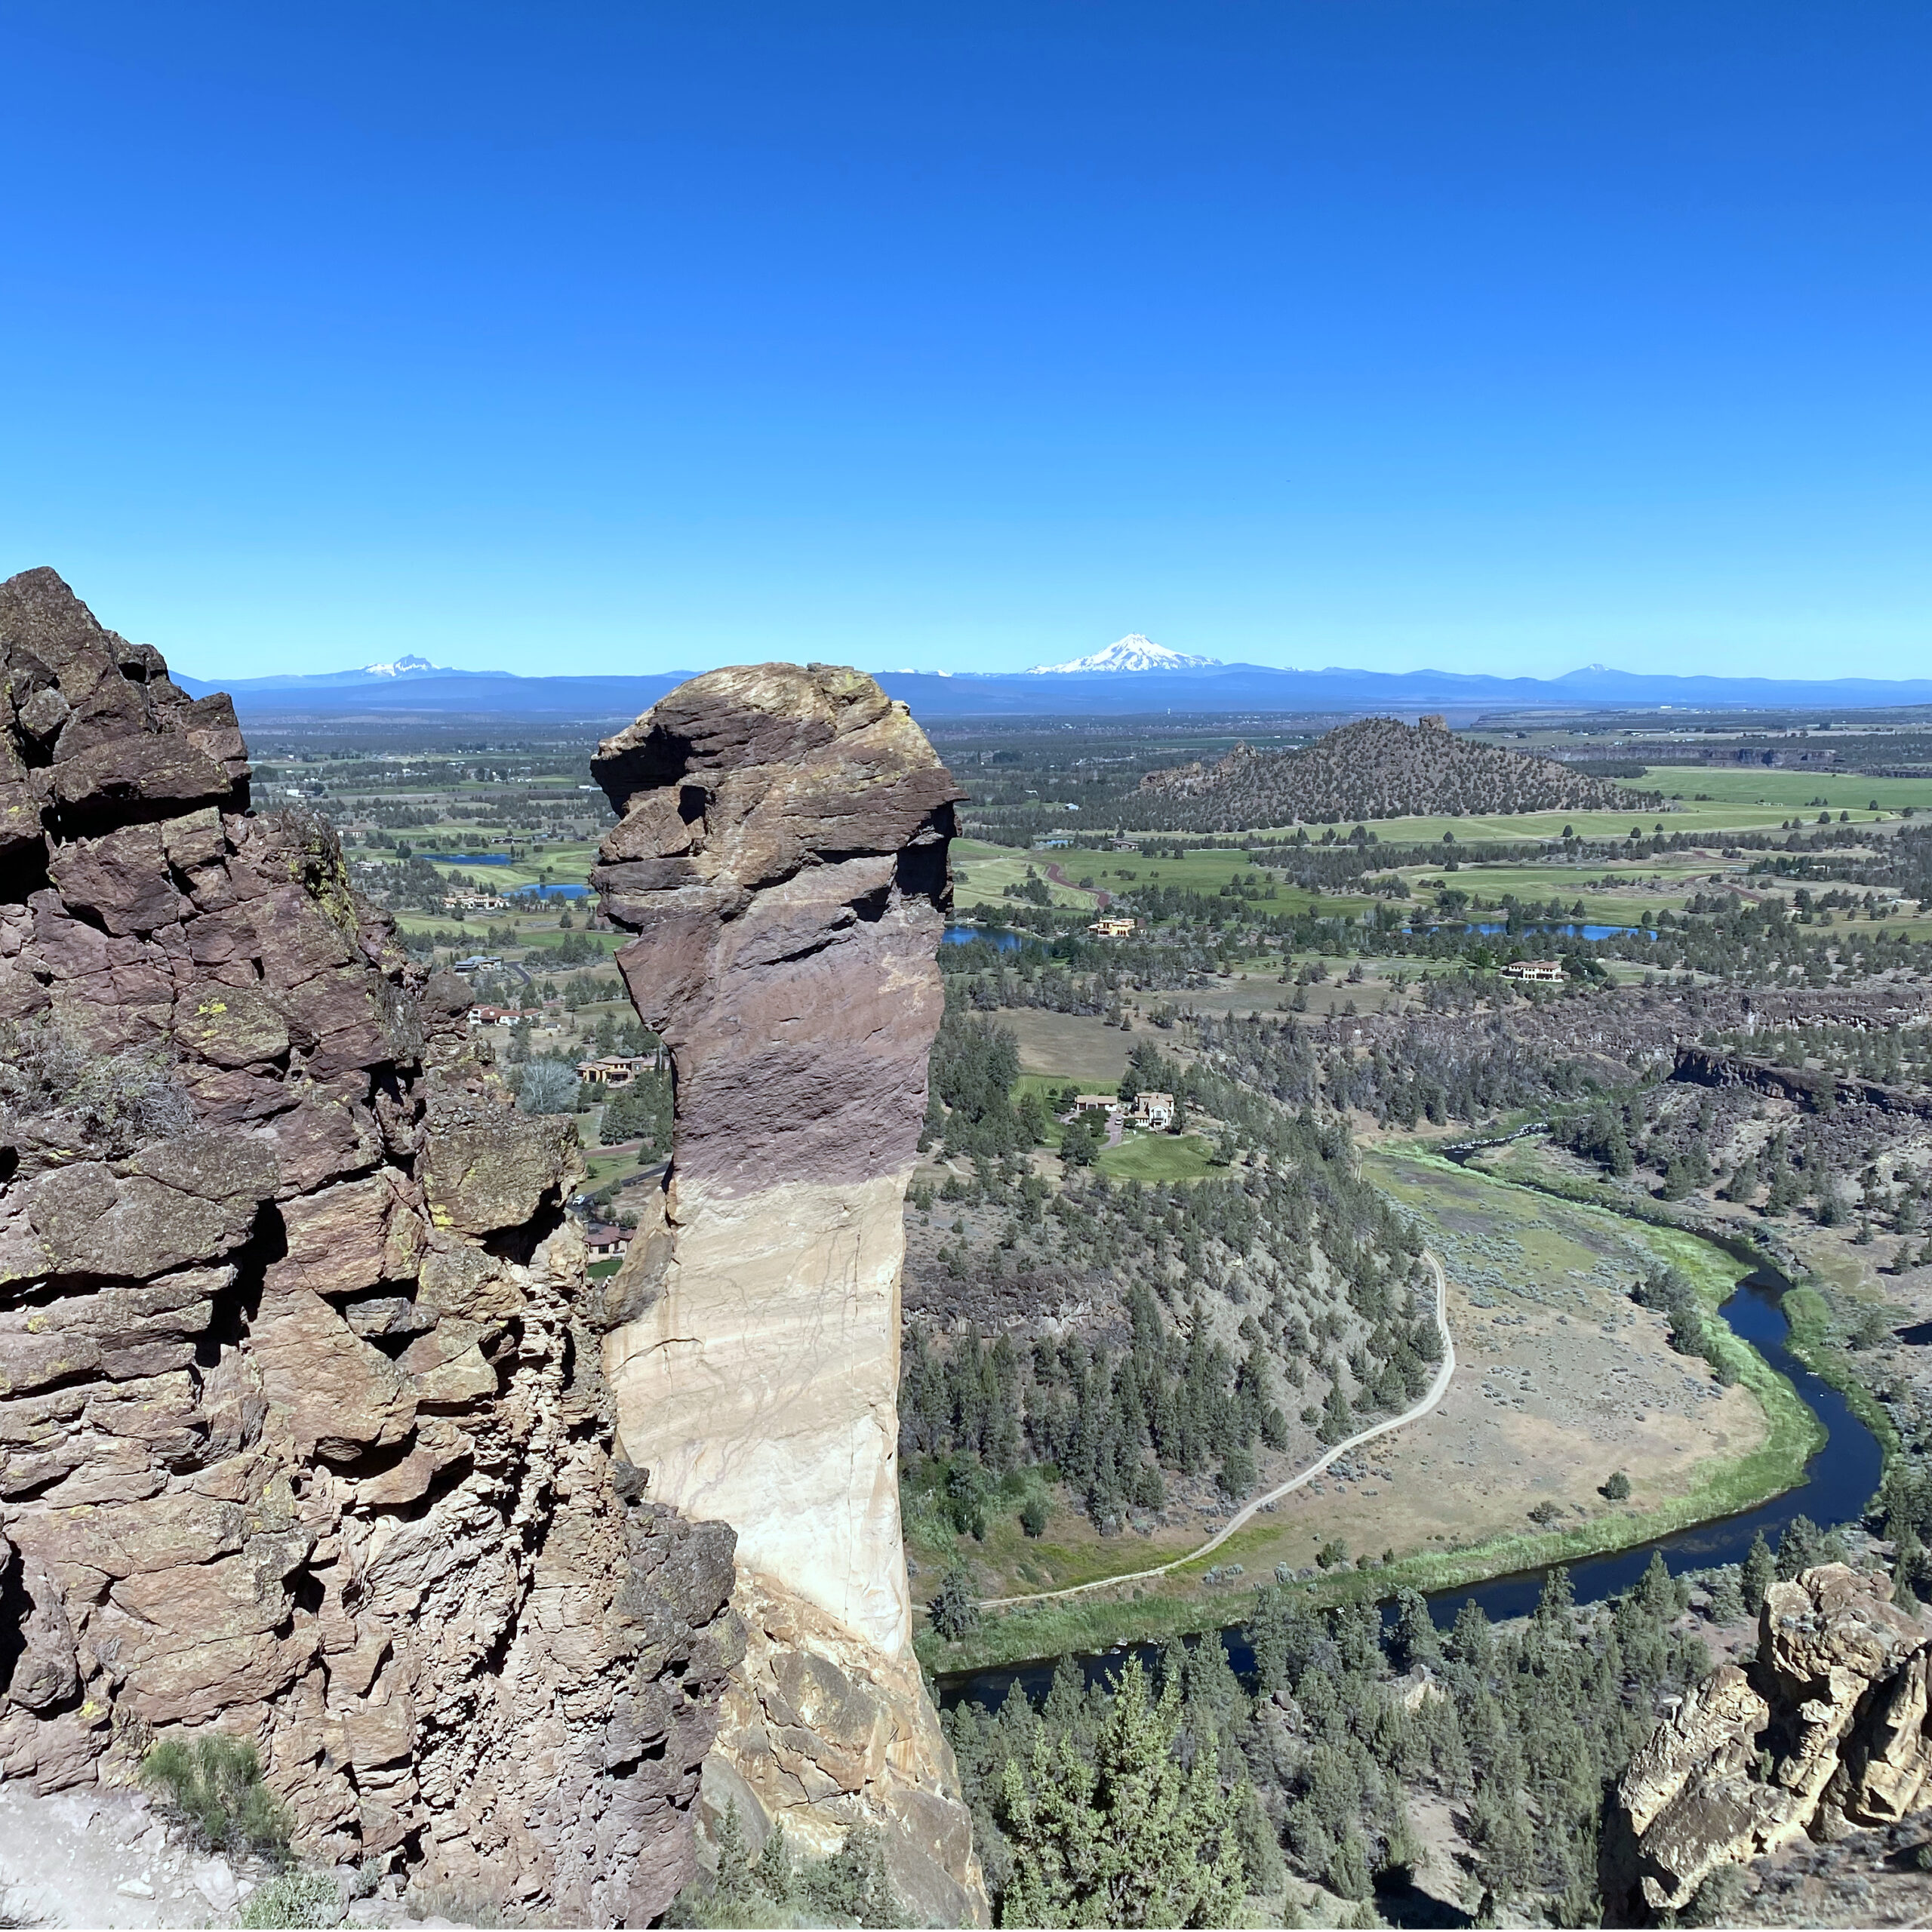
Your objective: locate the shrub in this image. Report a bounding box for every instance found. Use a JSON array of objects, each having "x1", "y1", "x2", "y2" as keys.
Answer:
[
  {"x1": 141, "y1": 1734, "x2": 291, "y2": 1858},
  {"x1": 1019, "y1": 1493, "x2": 1050, "y2": 1538},
  {"x1": 1601, "y1": 1470, "x2": 1632, "y2": 1501},
  {"x1": 0, "y1": 1015, "x2": 195, "y2": 1155},
  {"x1": 237, "y1": 1869, "x2": 345, "y2": 1929}
]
